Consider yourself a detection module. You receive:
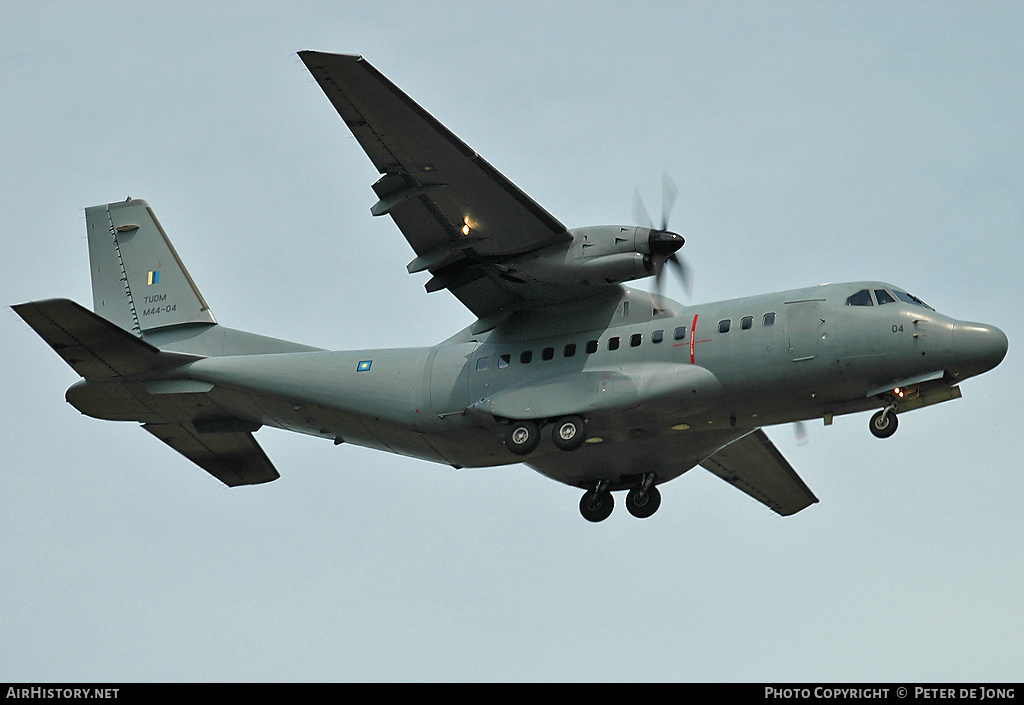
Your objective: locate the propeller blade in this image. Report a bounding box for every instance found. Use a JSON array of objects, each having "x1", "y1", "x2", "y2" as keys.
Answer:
[
  {"x1": 667, "y1": 253, "x2": 693, "y2": 299},
  {"x1": 661, "y1": 173, "x2": 678, "y2": 231},
  {"x1": 794, "y1": 421, "x2": 809, "y2": 446},
  {"x1": 634, "y1": 174, "x2": 693, "y2": 301},
  {"x1": 632, "y1": 187, "x2": 653, "y2": 230}
]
